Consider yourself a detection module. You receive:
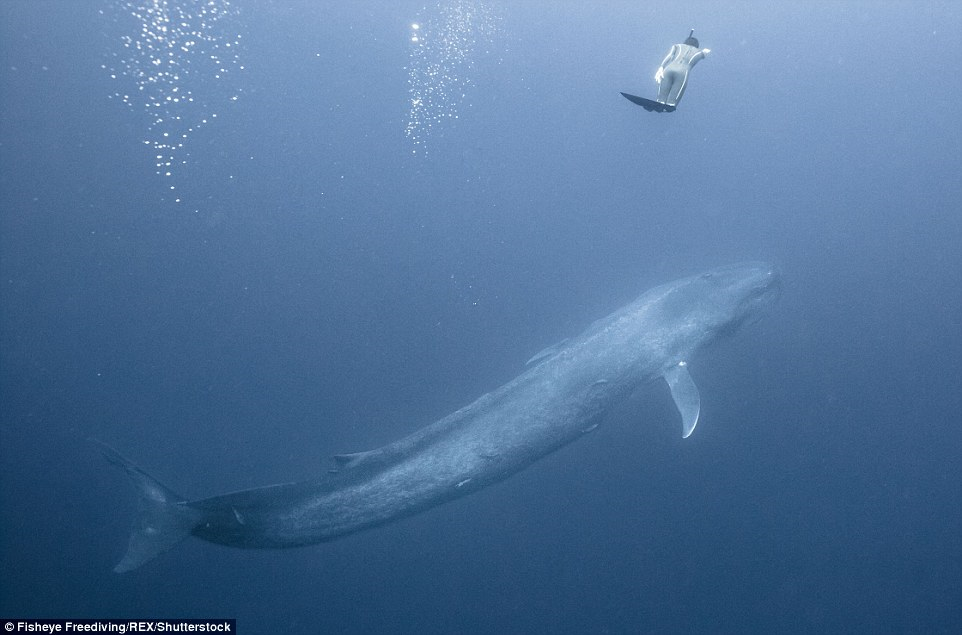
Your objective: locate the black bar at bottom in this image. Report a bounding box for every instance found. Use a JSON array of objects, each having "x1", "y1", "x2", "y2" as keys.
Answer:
[{"x1": 1, "y1": 620, "x2": 235, "y2": 633}]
